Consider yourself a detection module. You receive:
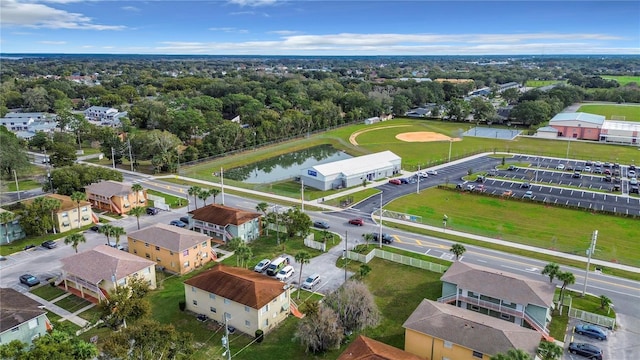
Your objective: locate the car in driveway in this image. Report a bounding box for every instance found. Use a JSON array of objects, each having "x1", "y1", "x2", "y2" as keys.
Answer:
[
  {"x1": 41, "y1": 240, "x2": 57, "y2": 249},
  {"x1": 502, "y1": 190, "x2": 514, "y2": 197},
  {"x1": 348, "y1": 218, "x2": 364, "y2": 226},
  {"x1": 523, "y1": 191, "x2": 533, "y2": 199},
  {"x1": 313, "y1": 221, "x2": 330, "y2": 229},
  {"x1": 169, "y1": 220, "x2": 187, "y2": 228},
  {"x1": 568, "y1": 342, "x2": 603, "y2": 360},
  {"x1": 371, "y1": 233, "x2": 394, "y2": 244},
  {"x1": 574, "y1": 324, "x2": 607, "y2": 340},
  {"x1": 275, "y1": 265, "x2": 294, "y2": 281},
  {"x1": 388, "y1": 178, "x2": 402, "y2": 185},
  {"x1": 302, "y1": 273, "x2": 321, "y2": 289},
  {"x1": 20, "y1": 274, "x2": 40, "y2": 287},
  {"x1": 254, "y1": 259, "x2": 271, "y2": 273}
]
